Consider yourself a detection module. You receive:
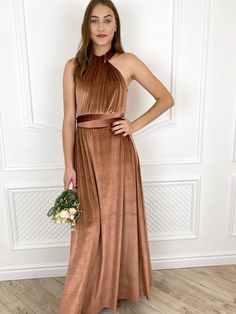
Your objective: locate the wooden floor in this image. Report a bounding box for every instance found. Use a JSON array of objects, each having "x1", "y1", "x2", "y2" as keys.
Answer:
[{"x1": 0, "y1": 265, "x2": 236, "y2": 313}]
